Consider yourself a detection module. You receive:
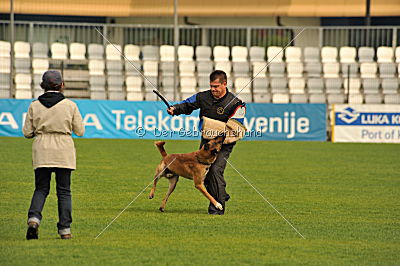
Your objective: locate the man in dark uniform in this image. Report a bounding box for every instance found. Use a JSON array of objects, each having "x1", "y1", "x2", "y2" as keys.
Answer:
[{"x1": 167, "y1": 70, "x2": 245, "y2": 215}]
